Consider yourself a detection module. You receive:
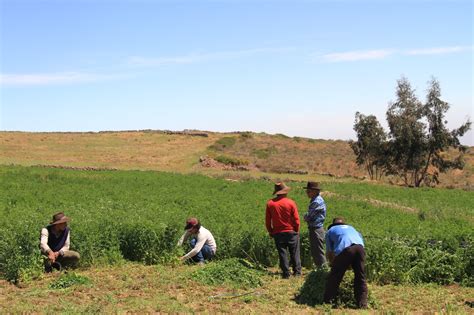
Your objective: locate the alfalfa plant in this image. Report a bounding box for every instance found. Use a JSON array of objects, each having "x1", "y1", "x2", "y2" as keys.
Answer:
[
  {"x1": 191, "y1": 258, "x2": 264, "y2": 288},
  {"x1": 297, "y1": 266, "x2": 377, "y2": 309},
  {"x1": 49, "y1": 272, "x2": 91, "y2": 289}
]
